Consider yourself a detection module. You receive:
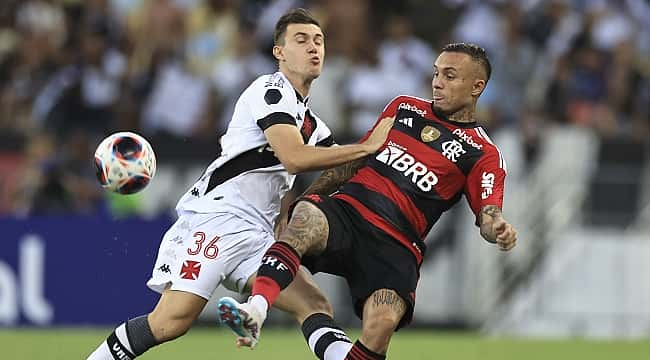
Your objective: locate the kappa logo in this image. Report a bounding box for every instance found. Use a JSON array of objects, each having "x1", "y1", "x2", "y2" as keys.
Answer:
[
  {"x1": 398, "y1": 102, "x2": 427, "y2": 117},
  {"x1": 376, "y1": 145, "x2": 439, "y2": 192},
  {"x1": 441, "y1": 140, "x2": 466, "y2": 163},
  {"x1": 481, "y1": 172, "x2": 495, "y2": 199},
  {"x1": 158, "y1": 264, "x2": 171, "y2": 274},
  {"x1": 397, "y1": 117, "x2": 413, "y2": 127},
  {"x1": 452, "y1": 128, "x2": 483, "y2": 150}
]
